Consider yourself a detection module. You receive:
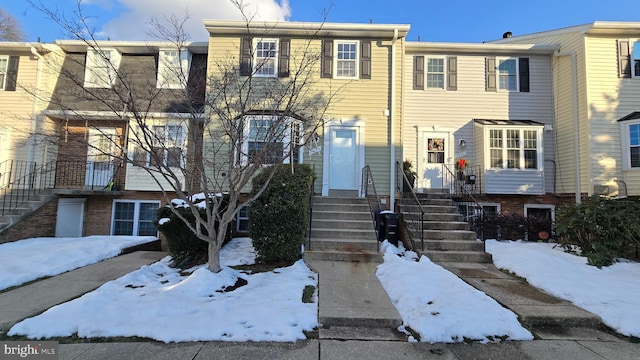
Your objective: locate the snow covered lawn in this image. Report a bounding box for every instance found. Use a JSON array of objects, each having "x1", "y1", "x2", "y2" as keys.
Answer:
[
  {"x1": 486, "y1": 240, "x2": 640, "y2": 338},
  {"x1": 0, "y1": 236, "x2": 157, "y2": 291},
  {"x1": 376, "y1": 241, "x2": 533, "y2": 343},
  {"x1": 8, "y1": 238, "x2": 318, "y2": 342}
]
